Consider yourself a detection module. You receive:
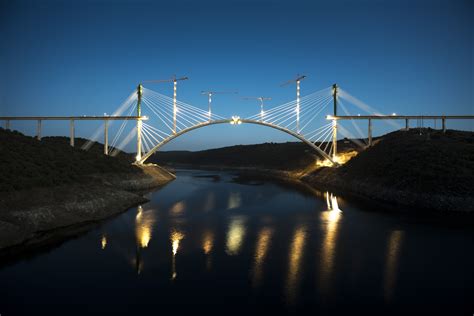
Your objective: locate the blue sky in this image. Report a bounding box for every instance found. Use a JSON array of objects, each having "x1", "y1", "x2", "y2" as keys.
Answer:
[{"x1": 1, "y1": 0, "x2": 472, "y2": 151}]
